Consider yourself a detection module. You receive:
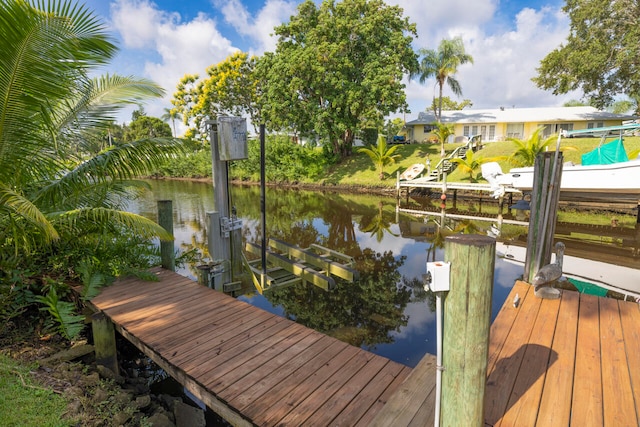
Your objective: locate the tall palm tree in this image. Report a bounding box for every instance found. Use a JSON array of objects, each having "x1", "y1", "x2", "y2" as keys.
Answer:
[
  {"x1": 0, "y1": 1, "x2": 184, "y2": 260},
  {"x1": 162, "y1": 107, "x2": 182, "y2": 137},
  {"x1": 415, "y1": 37, "x2": 473, "y2": 123},
  {"x1": 358, "y1": 135, "x2": 401, "y2": 180}
]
